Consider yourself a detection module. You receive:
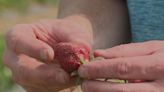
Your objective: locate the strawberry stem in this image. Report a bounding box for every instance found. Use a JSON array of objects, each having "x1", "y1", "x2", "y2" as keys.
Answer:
[
  {"x1": 76, "y1": 57, "x2": 87, "y2": 85},
  {"x1": 89, "y1": 53, "x2": 94, "y2": 61},
  {"x1": 79, "y1": 56, "x2": 86, "y2": 65},
  {"x1": 125, "y1": 80, "x2": 128, "y2": 83}
]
